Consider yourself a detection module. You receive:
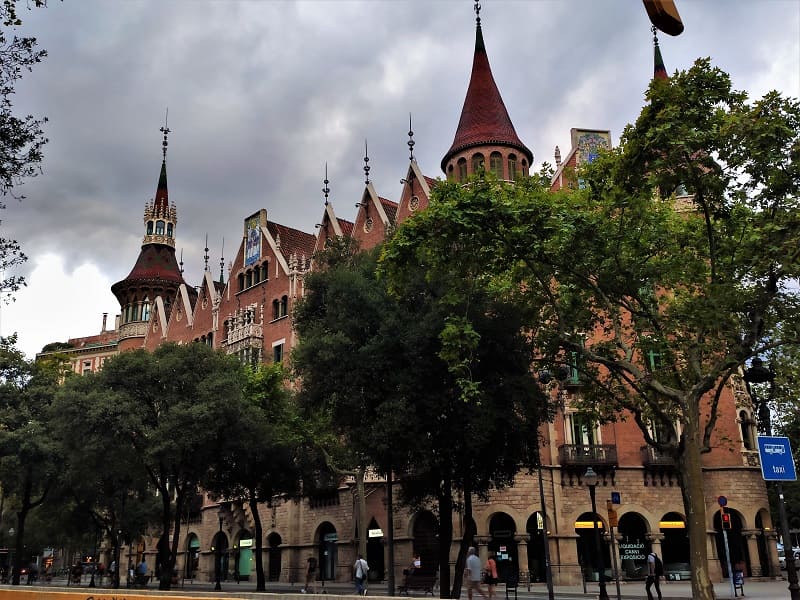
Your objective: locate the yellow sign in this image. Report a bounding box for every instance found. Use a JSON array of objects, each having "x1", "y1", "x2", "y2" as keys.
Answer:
[{"x1": 575, "y1": 520, "x2": 604, "y2": 529}]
